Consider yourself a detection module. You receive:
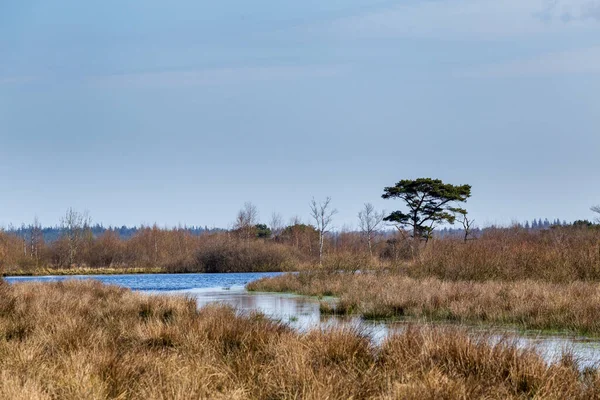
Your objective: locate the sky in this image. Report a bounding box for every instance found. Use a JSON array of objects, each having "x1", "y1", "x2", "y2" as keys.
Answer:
[{"x1": 1, "y1": 0, "x2": 600, "y2": 229}]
